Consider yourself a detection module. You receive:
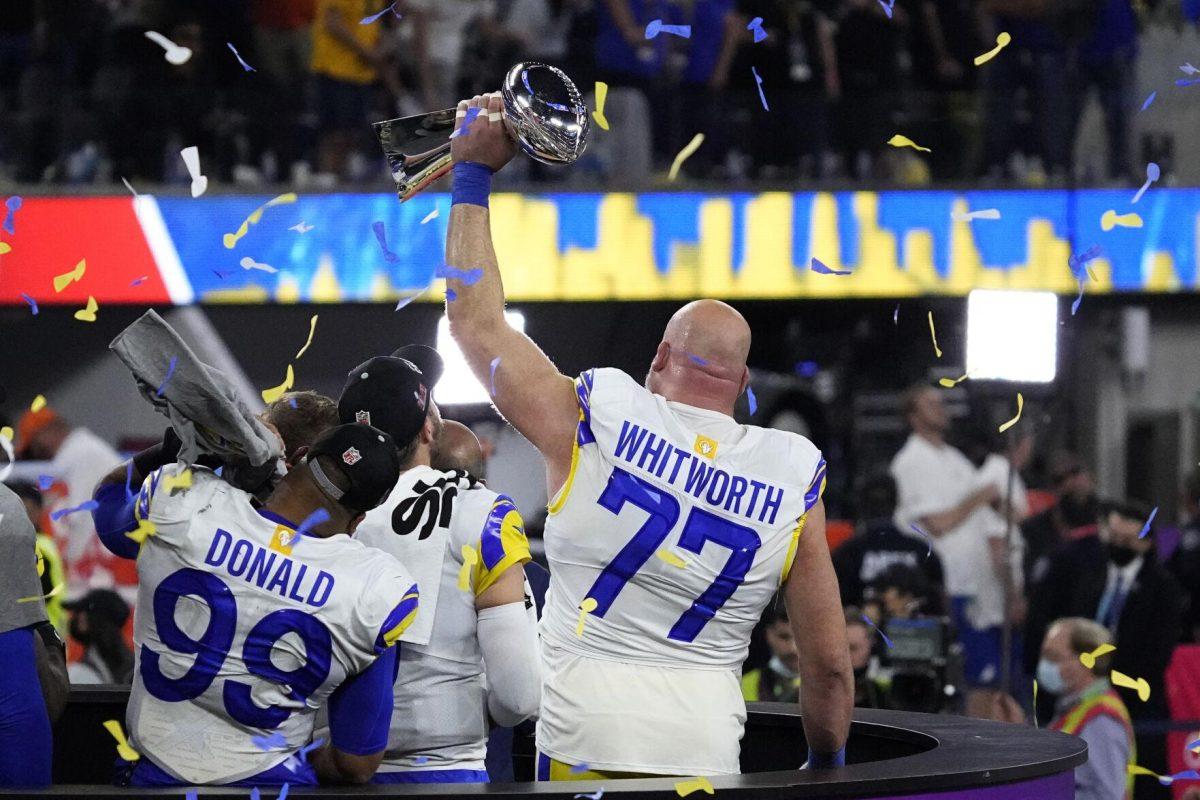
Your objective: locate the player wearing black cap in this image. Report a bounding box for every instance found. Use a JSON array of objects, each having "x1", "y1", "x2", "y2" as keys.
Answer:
[{"x1": 87, "y1": 424, "x2": 420, "y2": 787}]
